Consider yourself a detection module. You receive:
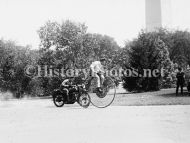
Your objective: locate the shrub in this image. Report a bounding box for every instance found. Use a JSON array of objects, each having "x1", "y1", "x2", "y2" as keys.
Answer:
[{"x1": 123, "y1": 31, "x2": 173, "y2": 92}]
